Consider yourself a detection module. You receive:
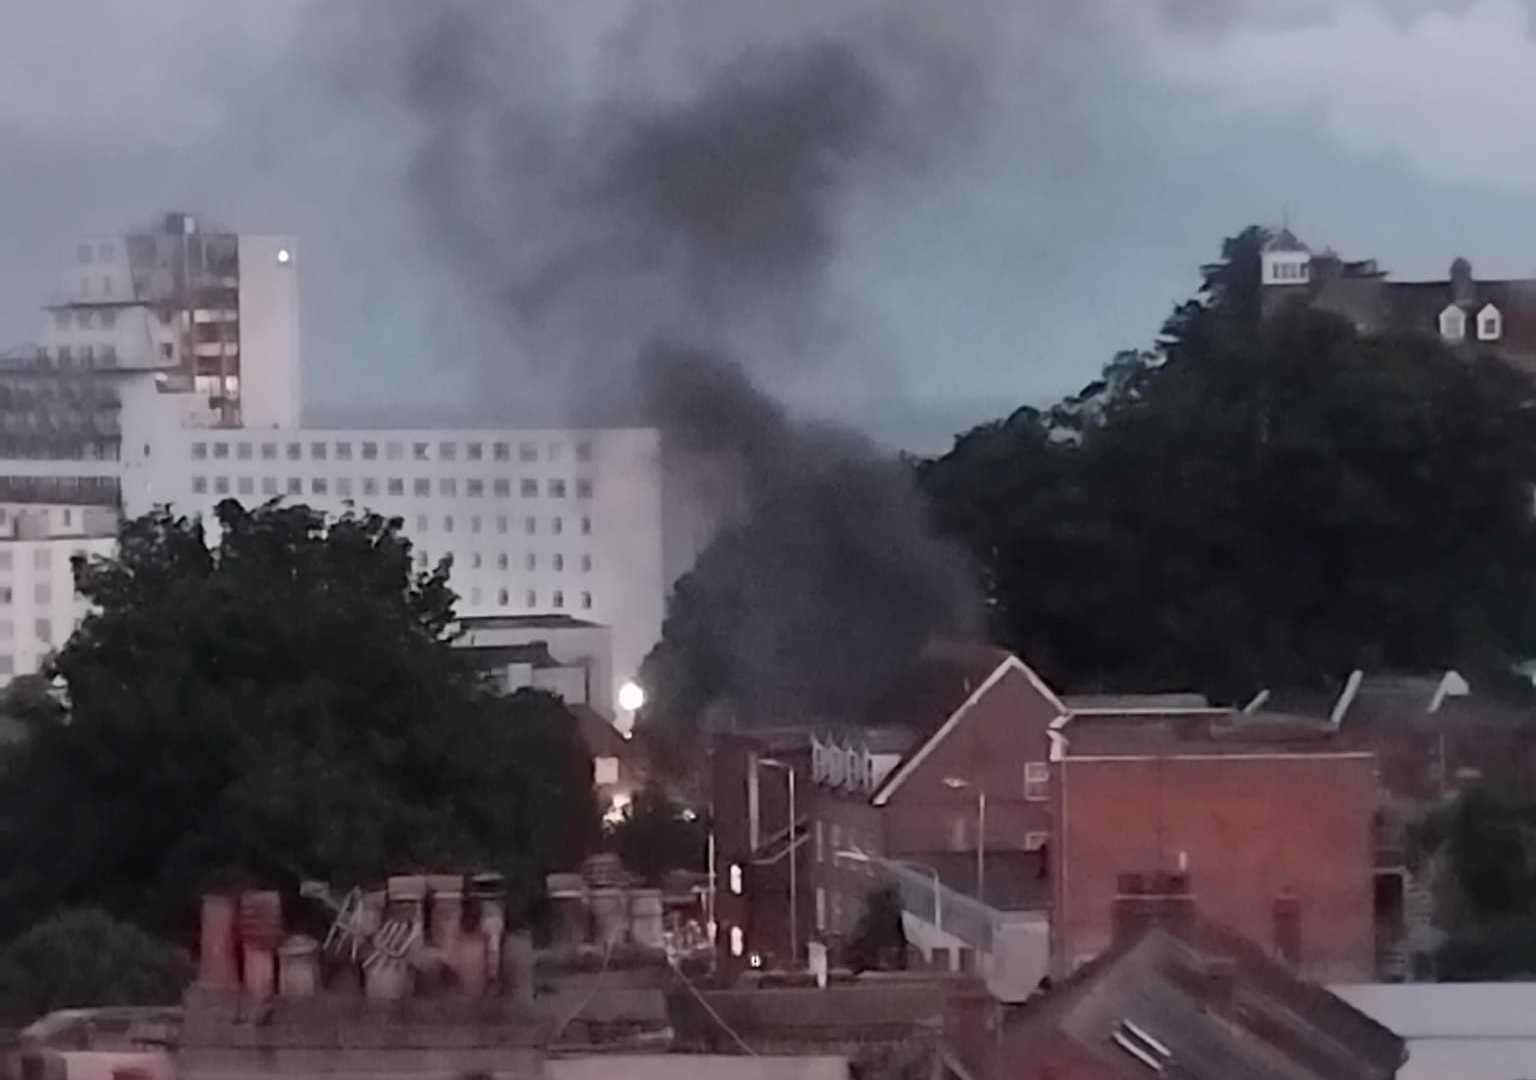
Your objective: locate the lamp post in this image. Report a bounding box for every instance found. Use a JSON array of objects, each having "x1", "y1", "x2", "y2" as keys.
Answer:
[
  {"x1": 943, "y1": 777, "x2": 986, "y2": 906},
  {"x1": 759, "y1": 757, "x2": 797, "y2": 967},
  {"x1": 837, "y1": 850, "x2": 943, "y2": 931}
]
